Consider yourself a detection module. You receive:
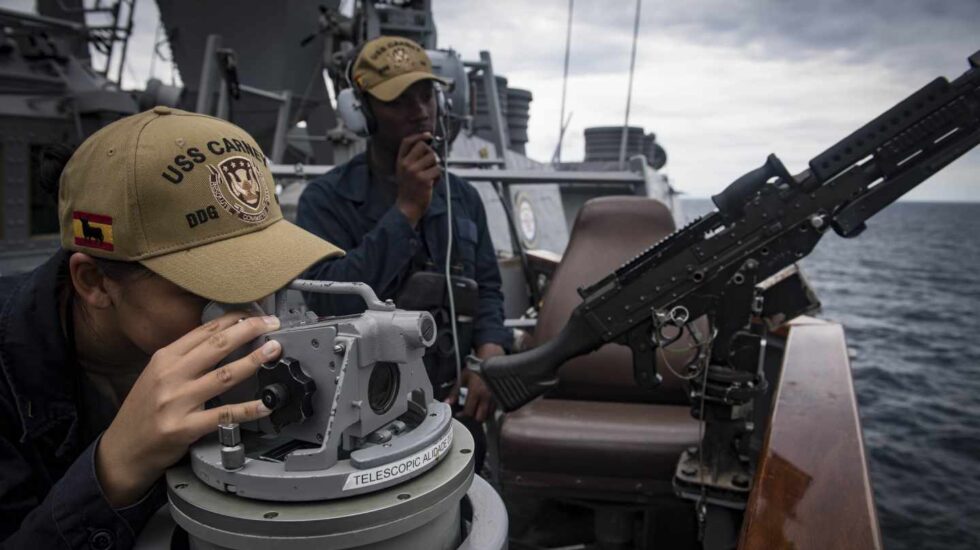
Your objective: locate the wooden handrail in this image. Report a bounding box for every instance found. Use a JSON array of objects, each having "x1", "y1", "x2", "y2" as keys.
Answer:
[{"x1": 739, "y1": 318, "x2": 882, "y2": 549}]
